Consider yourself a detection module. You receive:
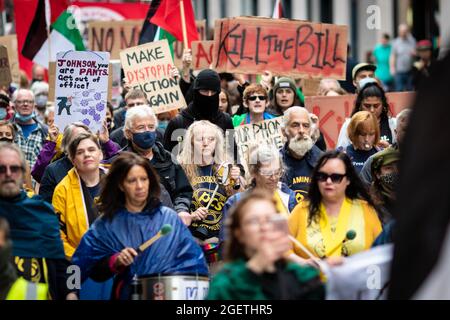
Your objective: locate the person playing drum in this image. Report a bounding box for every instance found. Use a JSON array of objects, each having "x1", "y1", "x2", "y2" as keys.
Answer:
[{"x1": 72, "y1": 152, "x2": 208, "y2": 300}]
